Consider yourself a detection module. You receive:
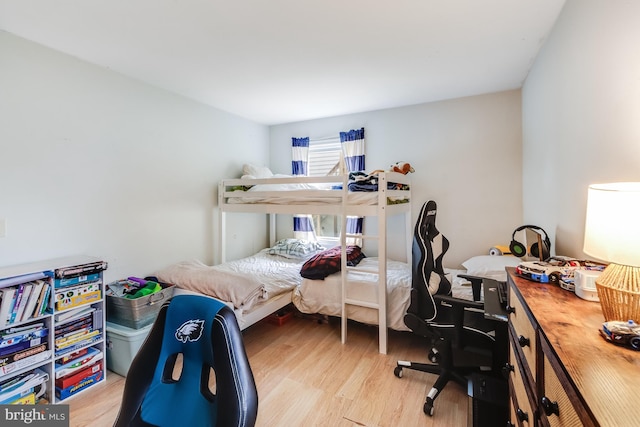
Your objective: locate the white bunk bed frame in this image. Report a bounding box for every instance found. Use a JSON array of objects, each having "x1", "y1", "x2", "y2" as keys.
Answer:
[{"x1": 218, "y1": 171, "x2": 412, "y2": 354}]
